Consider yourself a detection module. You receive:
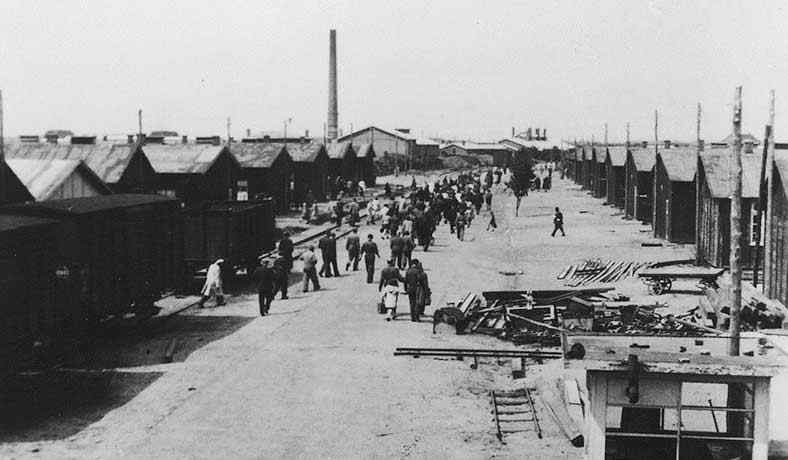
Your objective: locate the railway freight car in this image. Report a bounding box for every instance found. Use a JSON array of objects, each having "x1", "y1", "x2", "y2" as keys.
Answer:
[
  {"x1": 0, "y1": 214, "x2": 71, "y2": 379},
  {"x1": 0, "y1": 194, "x2": 185, "y2": 324},
  {"x1": 182, "y1": 199, "x2": 275, "y2": 279}
]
